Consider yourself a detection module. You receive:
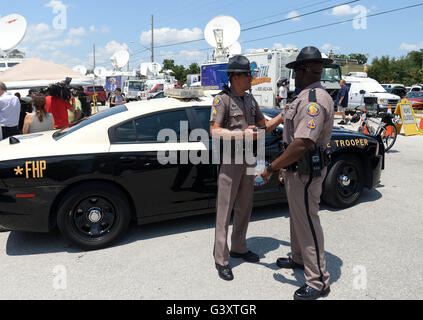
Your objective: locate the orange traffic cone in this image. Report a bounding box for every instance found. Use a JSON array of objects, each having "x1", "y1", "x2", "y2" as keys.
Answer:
[
  {"x1": 419, "y1": 117, "x2": 423, "y2": 131},
  {"x1": 388, "y1": 105, "x2": 392, "y2": 114}
]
